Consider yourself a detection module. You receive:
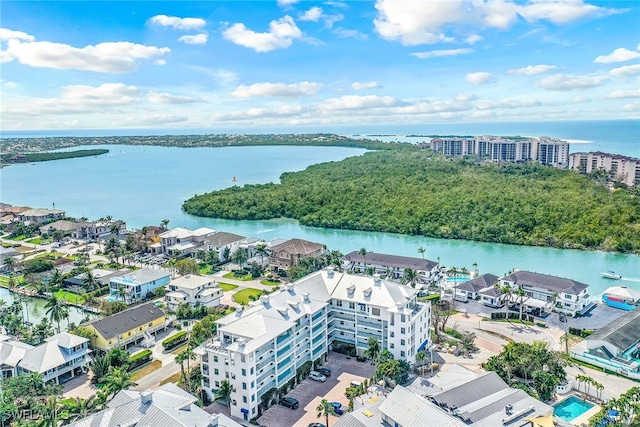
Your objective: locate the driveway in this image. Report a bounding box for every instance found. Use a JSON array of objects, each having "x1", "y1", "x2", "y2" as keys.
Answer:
[{"x1": 258, "y1": 353, "x2": 374, "y2": 427}]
